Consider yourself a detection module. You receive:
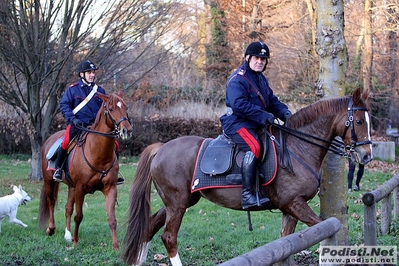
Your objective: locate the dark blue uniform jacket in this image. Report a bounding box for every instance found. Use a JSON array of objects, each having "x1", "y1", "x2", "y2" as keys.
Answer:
[
  {"x1": 59, "y1": 79, "x2": 106, "y2": 125},
  {"x1": 220, "y1": 61, "x2": 289, "y2": 136}
]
